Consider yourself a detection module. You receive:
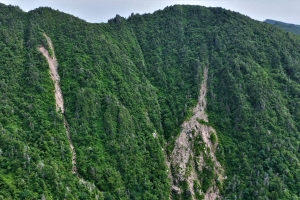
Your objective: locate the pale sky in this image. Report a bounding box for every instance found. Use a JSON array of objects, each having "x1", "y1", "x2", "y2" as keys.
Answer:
[{"x1": 1, "y1": 0, "x2": 299, "y2": 24}]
